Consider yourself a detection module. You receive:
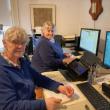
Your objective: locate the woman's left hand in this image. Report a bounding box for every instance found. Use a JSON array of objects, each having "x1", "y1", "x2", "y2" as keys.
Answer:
[
  {"x1": 58, "y1": 85, "x2": 74, "y2": 97},
  {"x1": 64, "y1": 53, "x2": 72, "y2": 58}
]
